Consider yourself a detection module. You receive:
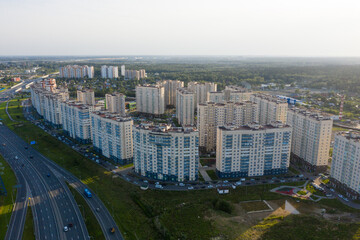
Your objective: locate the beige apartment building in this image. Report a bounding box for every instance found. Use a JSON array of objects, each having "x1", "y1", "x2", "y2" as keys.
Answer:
[
  {"x1": 197, "y1": 101, "x2": 258, "y2": 152},
  {"x1": 105, "y1": 93, "x2": 126, "y2": 116},
  {"x1": 176, "y1": 88, "x2": 195, "y2": 126},
  {"x1": 160, "y1": 80, "x2": 184, "y2": 107},
  {"x1": 77, "y1": 89, "x2": 95, "y2": 106},
  {"x1": 250, "y1": 93, "x2": 288, "y2": 124},
  {"x1": 136, "y1": 84, "x2": 165, "y2": 115}
]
